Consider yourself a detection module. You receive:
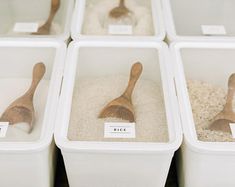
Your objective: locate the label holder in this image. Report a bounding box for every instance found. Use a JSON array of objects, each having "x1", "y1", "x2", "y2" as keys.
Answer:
[{"x1": 104, "y1": 122, "x2": 136, "y2": 138}]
